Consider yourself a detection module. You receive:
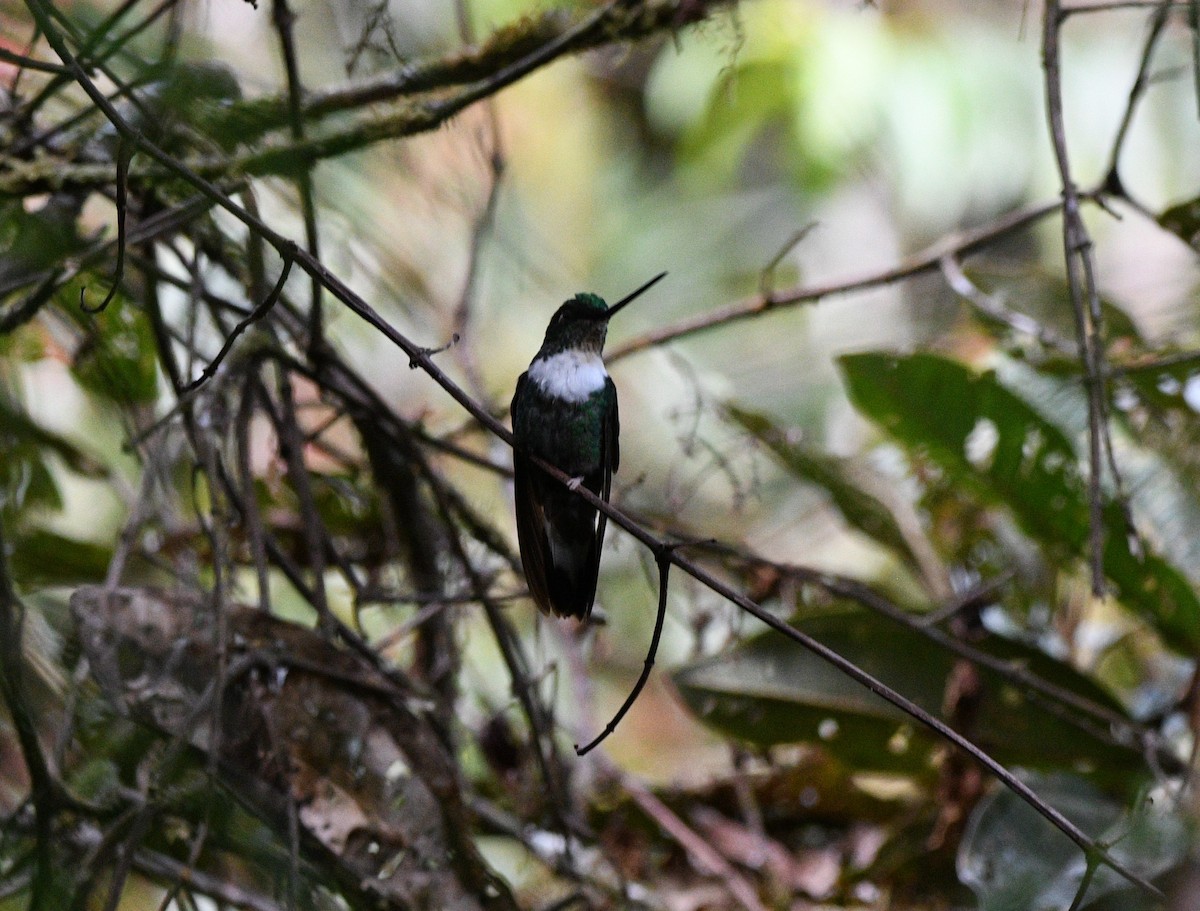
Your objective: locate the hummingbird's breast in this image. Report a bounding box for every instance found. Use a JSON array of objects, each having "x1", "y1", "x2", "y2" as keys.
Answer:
[
  {"x1": 515, "y1": 352, "x2": 612, "y2": 476},
  {"x1": 526, "y1": 350, "x2": 608, "y2": 402}
]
